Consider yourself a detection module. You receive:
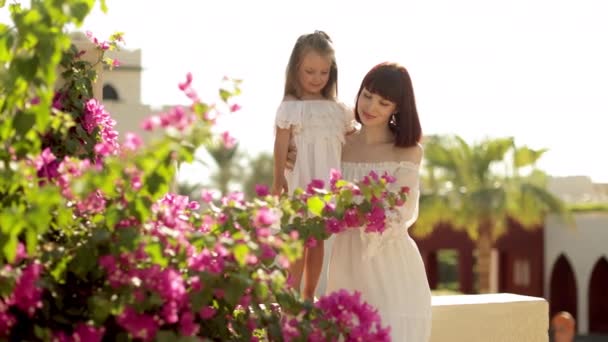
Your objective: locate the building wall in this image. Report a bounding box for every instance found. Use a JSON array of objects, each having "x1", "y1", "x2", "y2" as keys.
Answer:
[{"x1": 545, "y1": 212, "x2": 608, "y2": 334}]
